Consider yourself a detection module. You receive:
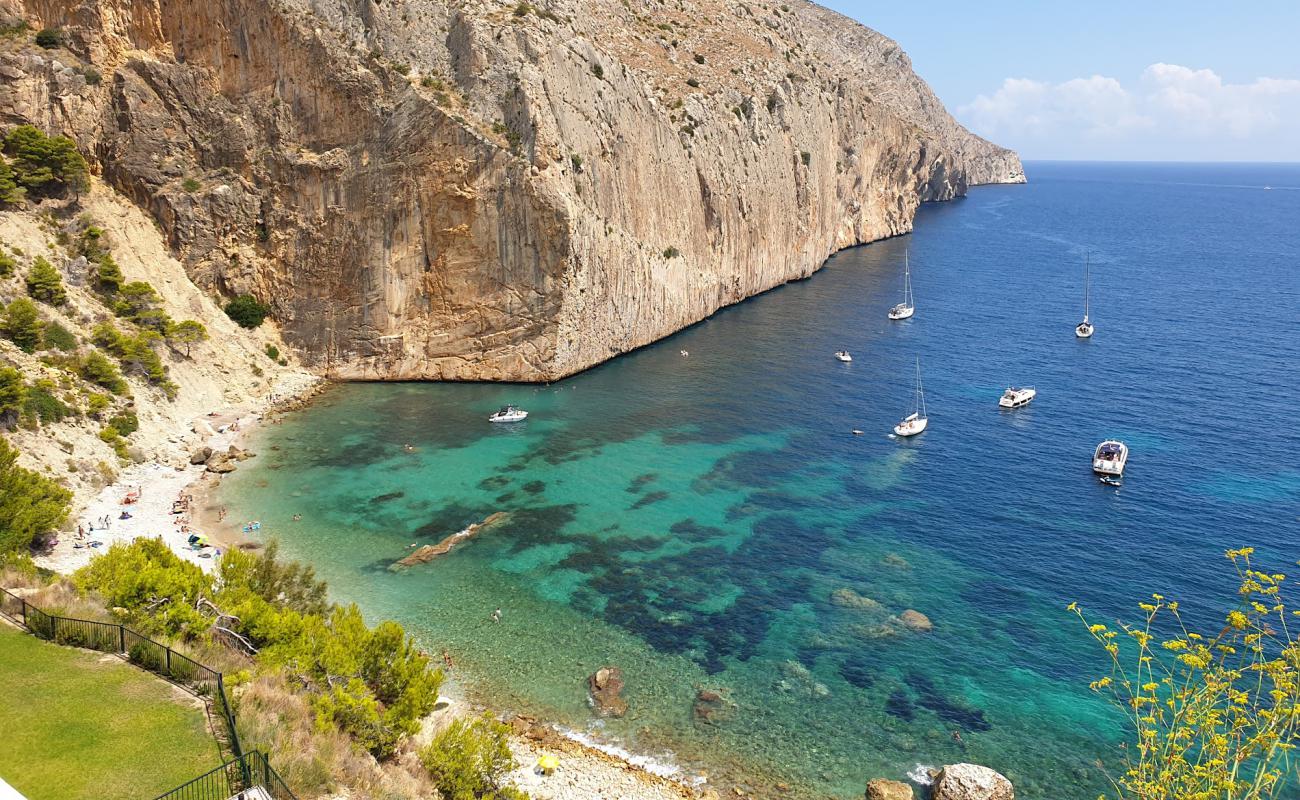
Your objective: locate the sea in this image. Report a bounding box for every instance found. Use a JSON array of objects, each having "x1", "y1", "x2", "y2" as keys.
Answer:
[{"x1": 215, "y1": 162, "x2": 1300, "y2": 798}]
